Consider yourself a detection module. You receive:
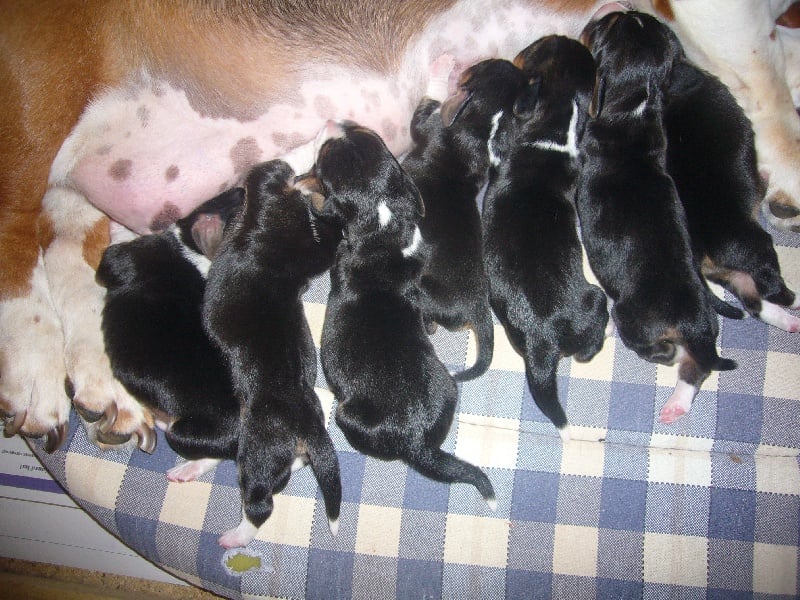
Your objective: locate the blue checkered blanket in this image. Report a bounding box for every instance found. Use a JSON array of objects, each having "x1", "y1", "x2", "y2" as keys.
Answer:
[{"x1": 30, "y1": 220, "x2": 800, "y2": 599}]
